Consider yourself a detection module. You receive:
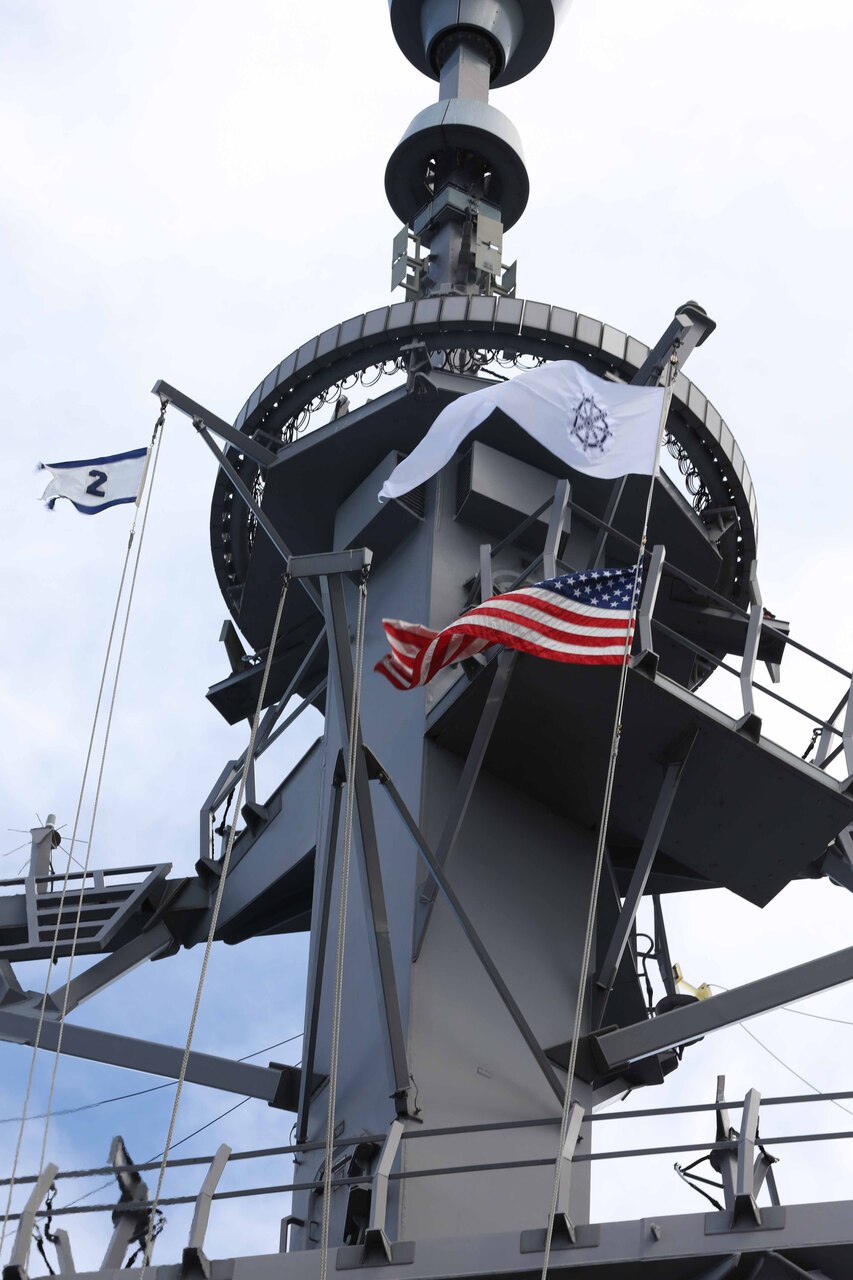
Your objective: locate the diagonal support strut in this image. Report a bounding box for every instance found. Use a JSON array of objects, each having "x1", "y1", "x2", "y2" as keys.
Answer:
[{"x1": 374, "y1": 753, "x2": 565, "y2": 1104}]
